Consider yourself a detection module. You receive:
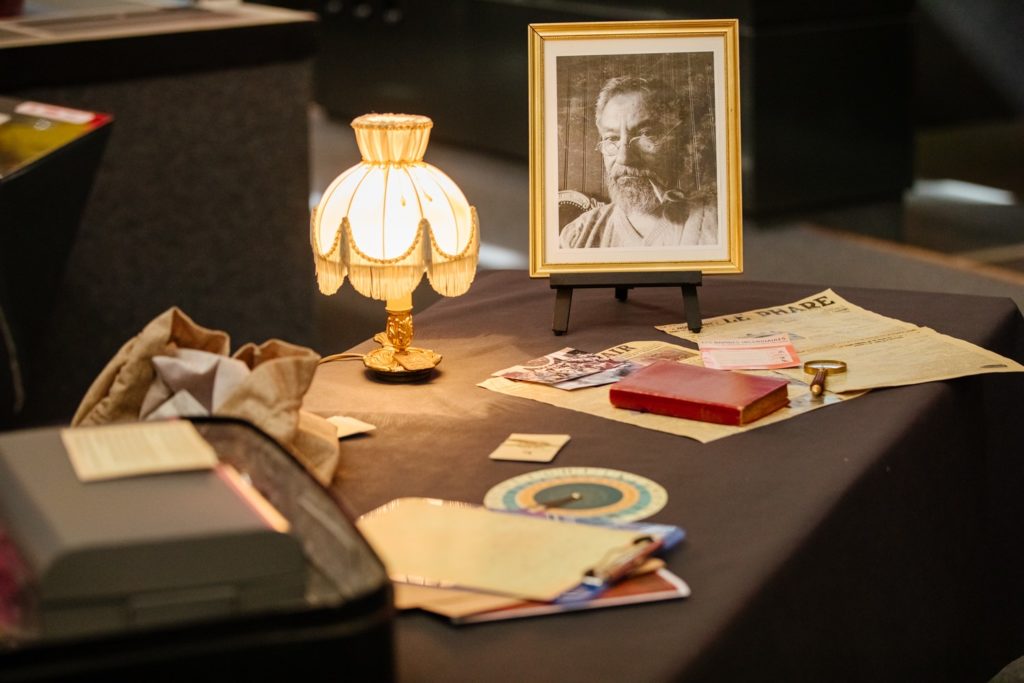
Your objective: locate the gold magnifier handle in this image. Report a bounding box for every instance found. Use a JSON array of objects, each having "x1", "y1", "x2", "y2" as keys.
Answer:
[
  {"x1": 810, "y1": 368, "x2": 828, "y2": 396},
  {"x1": 803, "y1": 360, "x2": 847, "y2": 397}
]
